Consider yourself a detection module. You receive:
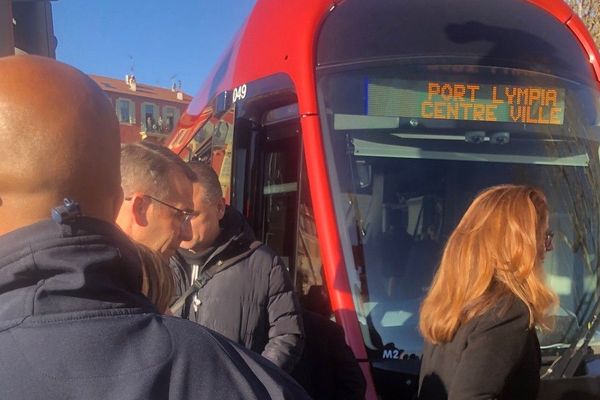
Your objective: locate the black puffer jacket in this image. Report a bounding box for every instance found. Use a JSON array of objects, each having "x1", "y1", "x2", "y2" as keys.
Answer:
[
  {"x1": 171, "y1": 207, "x2": 304, "y2": 373},
  {"x1": 0, "y1": 217, "x2": 309, "y2": 400}
]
